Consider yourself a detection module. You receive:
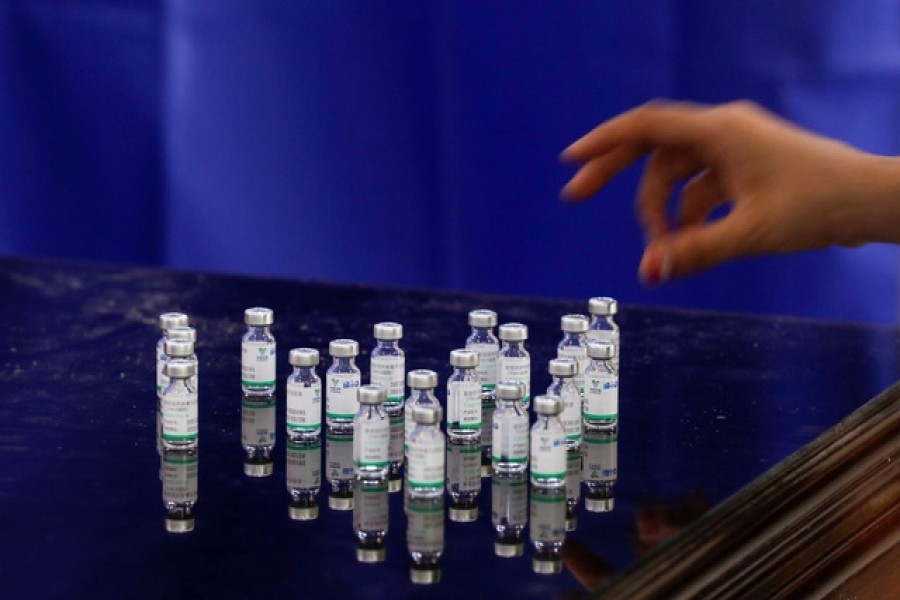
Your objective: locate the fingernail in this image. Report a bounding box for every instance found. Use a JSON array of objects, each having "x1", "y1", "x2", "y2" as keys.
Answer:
[{"x1": 639, "y1": 244, "x2": 672, "y2": 287}]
